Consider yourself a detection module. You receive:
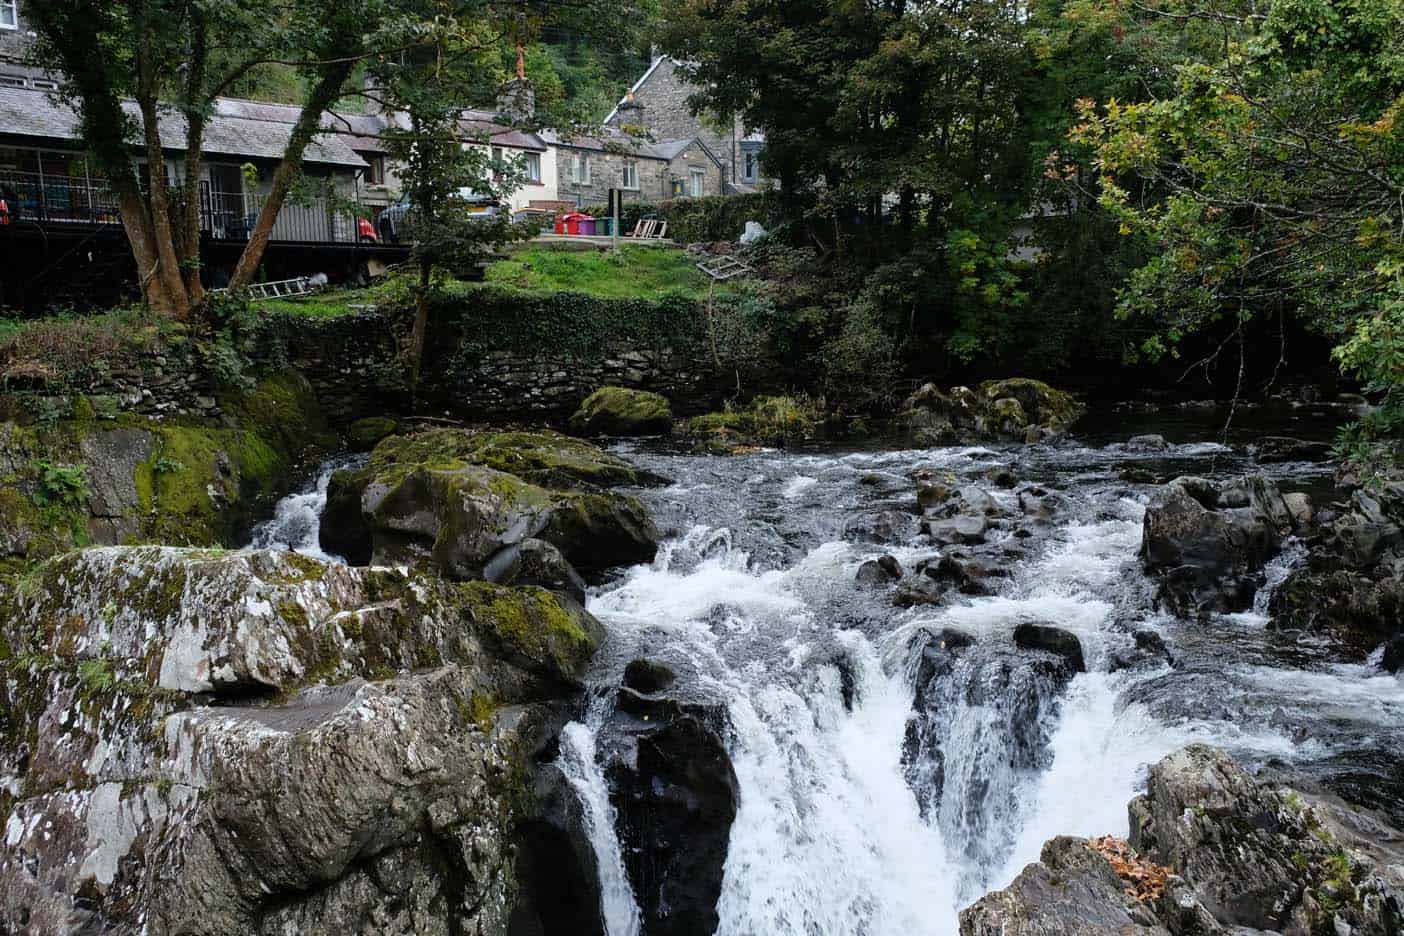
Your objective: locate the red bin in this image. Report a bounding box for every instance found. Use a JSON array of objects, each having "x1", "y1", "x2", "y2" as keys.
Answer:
[
  {"x1": 564, "y1": 213, "x2": 584, "y2": 235},
  {"x1": 554, "y1": 214, "x2": 567, "y2": 235}
]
